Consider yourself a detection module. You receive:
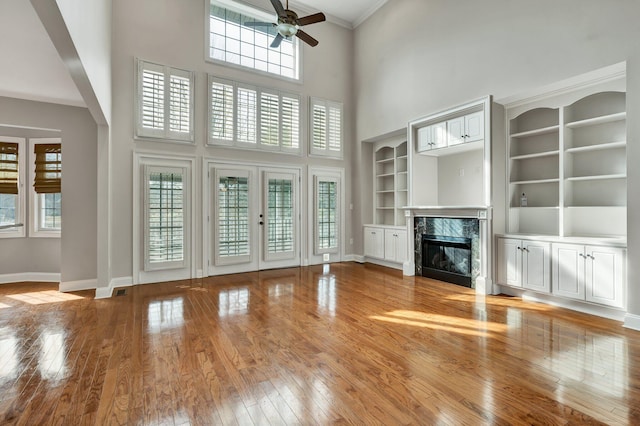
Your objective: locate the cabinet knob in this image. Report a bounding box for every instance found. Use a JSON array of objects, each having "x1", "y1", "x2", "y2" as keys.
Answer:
[
  {"x1": 517, "y1": 246, "x2": 521, "y2": 250},
  {"x1": 579, "y1": 253, "x2": 586, "y2": 258}
]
